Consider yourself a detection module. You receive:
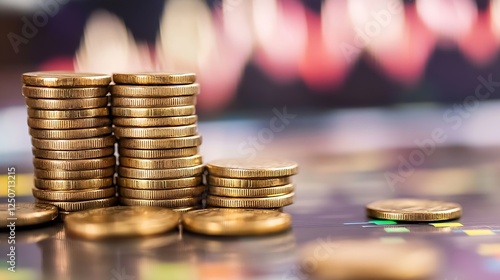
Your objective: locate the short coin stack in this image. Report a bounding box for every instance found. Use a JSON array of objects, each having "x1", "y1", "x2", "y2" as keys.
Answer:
[
  {"x1": 22, "y1": 72, "x2": 118, "y2": 218},
  {"x1": 205, "y1": 158, "x2": 297, "y2": 209},
  {"x1": 111, "y1": 73, "x2": 204, "y2": 211}
]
